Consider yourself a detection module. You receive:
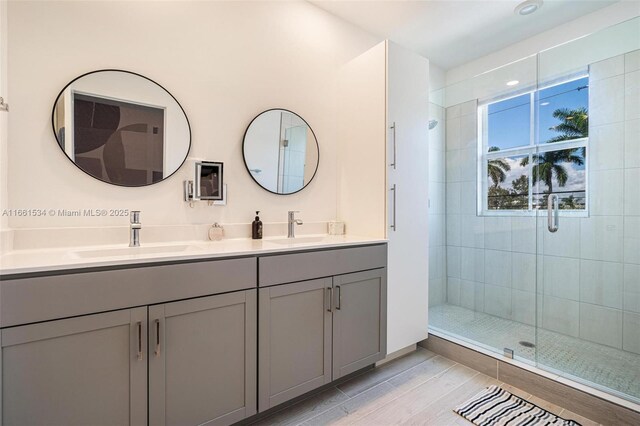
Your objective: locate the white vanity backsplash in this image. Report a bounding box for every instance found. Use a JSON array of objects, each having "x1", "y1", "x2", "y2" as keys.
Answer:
[{"x1": 5, "y1": 221, "x2": 332, "y2": 252}]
